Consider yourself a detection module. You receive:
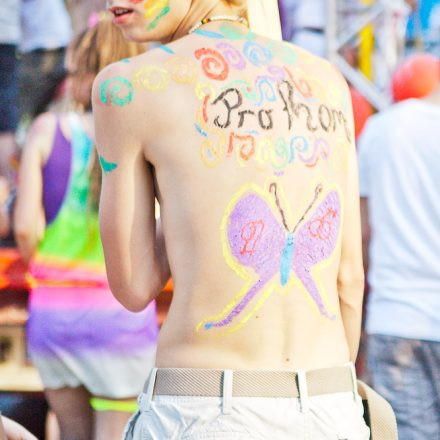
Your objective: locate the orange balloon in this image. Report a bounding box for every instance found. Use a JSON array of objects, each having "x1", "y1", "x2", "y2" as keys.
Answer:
[
  {"x1": 349, "y1": 87, "x2": 374, "y2": 139},
  {"x1": 392, "y1": 53, "x2": 440, "y2": 102}
]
